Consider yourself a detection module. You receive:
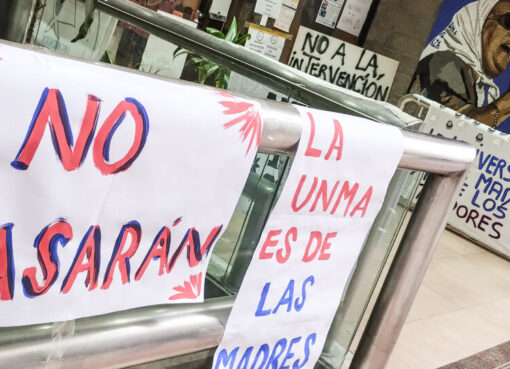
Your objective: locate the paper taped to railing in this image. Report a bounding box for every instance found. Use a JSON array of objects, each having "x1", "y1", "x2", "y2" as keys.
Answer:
[
  {"x1": 0, "y1": 43, "x2": 260, "y2": 326},
  {"x1": 418, "y1": 103, "x2": 510, "y2": 258},
  {"x1": 213, "y1": 107, "x2": 403, "y2": 369}
]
